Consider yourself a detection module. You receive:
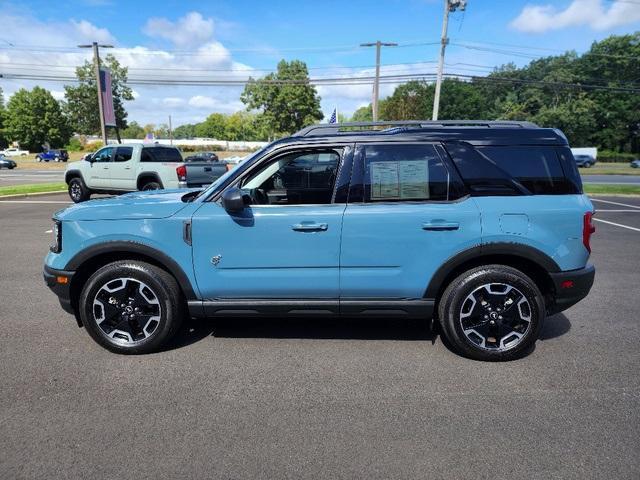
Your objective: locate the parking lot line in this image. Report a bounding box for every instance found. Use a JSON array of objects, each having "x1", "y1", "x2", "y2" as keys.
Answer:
[
  {"x1": 595, "y1": 209, "x2": 640, "y2": 212},
  {"x1": 593, "y1": 218, "x2": 640, "y2": 232},
  {"x1": 0, "y1": 200, "x2": 70, "y2": 204},
  {"x1": 591, "y1": 198, "x2": 640, "y2": 209}
]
